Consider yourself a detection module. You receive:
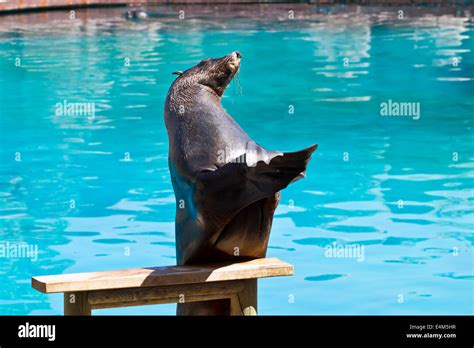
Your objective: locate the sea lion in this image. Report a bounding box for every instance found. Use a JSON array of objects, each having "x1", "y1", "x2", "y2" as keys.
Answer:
[
  {"x1": 125, "y1": 5, "x2": 147, "y2": 21},
  {"x1": 164, "y1": 51, "x2": 317, "y2": 315}
]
